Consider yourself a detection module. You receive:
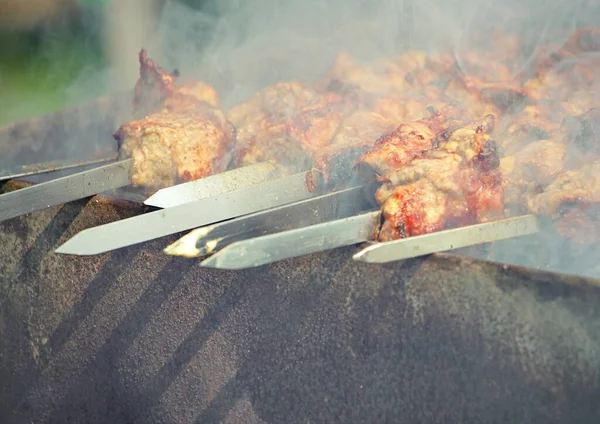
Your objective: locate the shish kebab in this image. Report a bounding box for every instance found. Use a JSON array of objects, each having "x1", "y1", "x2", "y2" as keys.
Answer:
[
  {"x1": 49, "y1": 26, "x2": 600, "y2": 260},
  {"x1": 0, "y1": 51, "x2": 329, "y2": 223}
]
